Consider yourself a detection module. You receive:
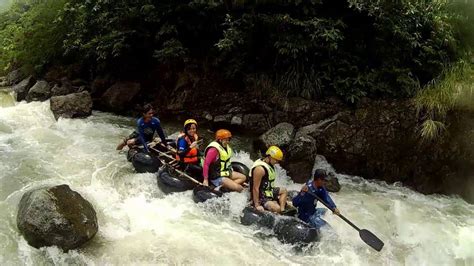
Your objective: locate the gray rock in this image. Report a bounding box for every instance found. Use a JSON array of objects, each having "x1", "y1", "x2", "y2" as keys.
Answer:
[
  {"x1": 214, "y1": 114, "x2": 232, "y2": 123},
  {"x1": 241, "y1": 114, "x2": 270, "y2": 134},
  {"x1": 202, "y1": 111, "x2": 213, "y2": 121},
  {"x1": 287, "y1": 135, "x2": 317, "y2": 161},
  {"x1": 71, "y1": 79, "x2": 87, "y2": 87},
  {"x1": 12, "y1": 76, "x2": 36, "y2": 101},
  {"x1": 295, "y1": 113, "x2": 342, "y2": 139},
  {"x1": 284, "y1": 135, "x2": 317, "y2": 183},
  {"x1": 77, "y1": 85, "x2": 88, "y2": 92},
  {"x1": 17, "y1": 184, "x2": 98, "y2": 251},
  {"x1": 50, "y1": 91, "x2": 92, "y2": 120},
  {"x1": 26, "y1": 80, "x2": 51, "y2": 102},
  {"x1": 285, "y1": 161, "x2": 313, "y2": 184},
  {"x1": 256, "y1": 122, "x2": 295, "y2": 151},
  {"x1": 100, "y1": 81, "x2": 140, "y2": 112},
  {"x1": 91, "y1": 76, "x2": 113, "y2": 98},
  {"x1": 325, "y1": 172, "x2": 341, "y2": 192},
  {"x1": 6, "y1": 69, "x2": 25, "y2": 85},
  {"x1": 51, "y1": 78, "x2": 75, "y2": 96},
  {"x1": 51, "y1": 85, "x2": 70, "y2": 97},
  {"x1": 231, "y1": 114, "x2": 243, "y2": 125}
]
